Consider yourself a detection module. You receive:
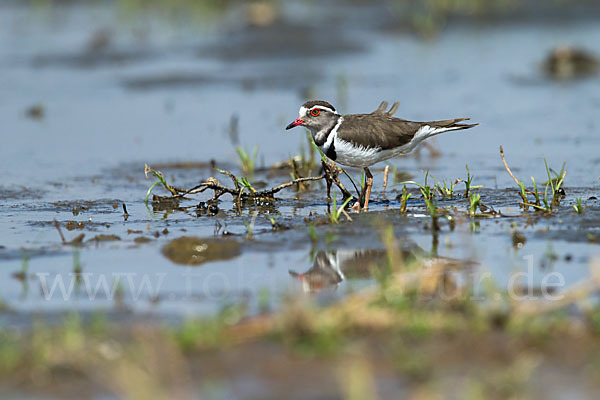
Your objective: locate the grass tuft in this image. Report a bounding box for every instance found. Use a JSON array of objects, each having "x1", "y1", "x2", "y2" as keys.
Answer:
[
  {"x1": 399, "y1": 185, "x2": 411, "y2": 213},
  {"x1": 327, "y1": 192, "x2": 352, "y2": 224},
  {"x1": 573, "y1": 197, "x2": 584, "y2": 214},
  {"x1": 236, "y1": 145, "x2": 258, "y2": 176}
]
